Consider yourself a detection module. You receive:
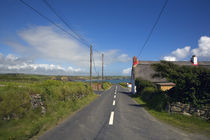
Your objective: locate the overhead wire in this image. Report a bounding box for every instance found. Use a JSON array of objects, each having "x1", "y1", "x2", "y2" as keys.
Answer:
[
  {"x1": 19, "y1": 0, "x2": 89, "y2": 47},
  {"x1": 92, "y1": 55, "x2": 99, "y2": 75},
  {"x1": 41, "y1": 0, "x2": 90, "y2": 46},
  {"x1": 137, "y1": 0, "x2": 168, "y2": 59},
  {"x1": 20, "y1": 0, "x2": 102, "y2": 75},
  {"x1": 42, "y1": 0, "x2": 103, "y2": 55},
  {"x1": 42, "y1": 0, "x2": 102, "y2": 74}
]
